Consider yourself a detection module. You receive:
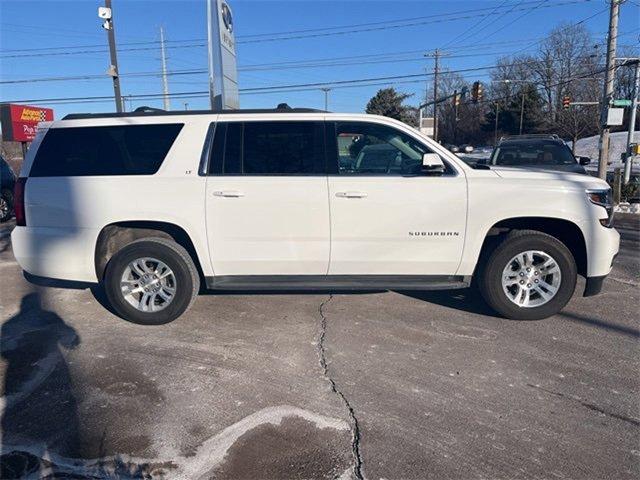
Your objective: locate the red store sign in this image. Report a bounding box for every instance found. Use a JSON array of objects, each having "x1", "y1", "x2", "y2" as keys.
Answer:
[{"x1": 0, "y1": 104, "x2": 54, "y2": 142}]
